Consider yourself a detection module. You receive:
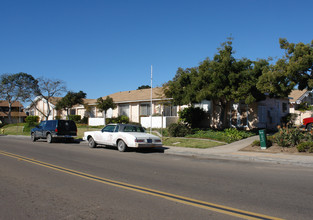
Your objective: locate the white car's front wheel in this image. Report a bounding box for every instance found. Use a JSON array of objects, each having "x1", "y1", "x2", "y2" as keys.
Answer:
[
  {"x1": 117, "y1": 140, "x2": 128, "y2": 152},
  {"x1": 88, "y1": 137, "x2": 97, "y2": 148}
]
